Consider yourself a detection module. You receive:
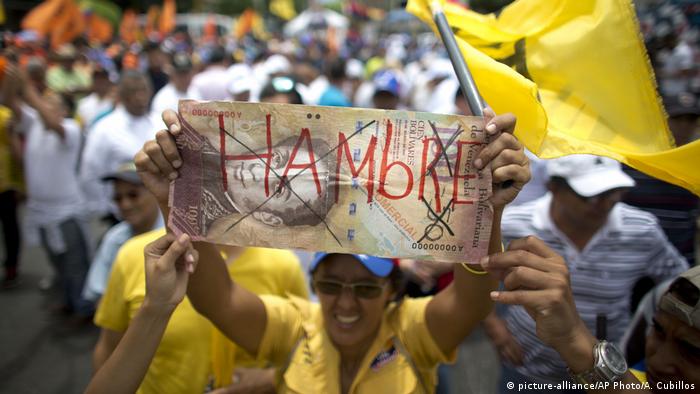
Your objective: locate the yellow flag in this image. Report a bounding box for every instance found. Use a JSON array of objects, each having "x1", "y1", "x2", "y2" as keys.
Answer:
[
  {"x1": 270, "y1": 0, "x2": 297, "y2": 21},
  {"x1": 407, "y1": 0, "x2": 700, "y2": 195}
]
